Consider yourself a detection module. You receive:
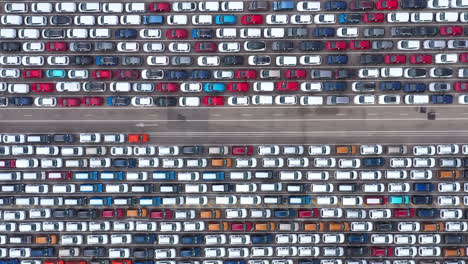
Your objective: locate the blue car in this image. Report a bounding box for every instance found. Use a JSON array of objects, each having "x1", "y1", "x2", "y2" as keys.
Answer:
[
  {"x1": 191, "y1": 70, "x2": 211, "y2": 80},
  {"x1": 181, "y1": 235, "x2": 204, "y2": 244},
  {"x1": 107, "y1": 96, "x2": 130, "y2": 106},
  {"x1": 115, "y1": 28, "x2": 137, "y2": 38},
  {"x1": 143, "y1": 15, "x2": 163, "y2": 24},
  {"x1": 326, "y1": 55, "x2": 348, "y2": 64},
  {"x1": 165, "y1": 70, "x2": 187, "y2": 80},
  {"x1": 112, "y1": 158, "x2": 136, "y2": 168},
  {"x1": 313, "y1": 27, "x2": 335, "y2": 37},
  {"x1": 95, "y1": 56, "x2": 118, "y2": 66},
  {"x1": 202, "y1": 171, "x2": 225, "y2": 180},
  {"x1": 192, "y1": 28, "x2": 214, "y2": 39},
  {"x1": 431, "y1": 94, "x2": 453, "y2": 104},
  {"x1": 363, "y1": 158, "x2": 385, "y2": 167},
  {"x1": 274, "y1": 209, "x2": 296, "y2": 218},
  {"x1": 288, "y1": 196, "x2": 311, "y2": 205},
  {"x1": 31, "y1": 248, "x2": 54, "y2": 257},
  {"x1": 339, "y1": 13, "x2": 361, "y2": 23},
  {"x1": 204, "y1": 83, "x2": 226, "y2": 92},
  {"x1": 10, "y1": 97, "x2": 33, "y2": 106},
  {"x1": 325, "y1": 0, "x2": 347, "y2": 10},
  {"x1": 152, "y1": 171, "x2": 176, "y2": 180},
  {"x1": 180, "y1": 248, "x2": 201, "y2": 257},
  {"x1": 0, "y1": 260, "x2": 19, "y2": 264},
  {"x1": 251, "y1": 235, "x2": 273, "y2": 244},
  {"x1": 135, "y1": 261, "x2": 154, "y2": 264},
  {"x1": 417, "y1": 208, "x2": 438, "y2": 218},
  {"x1": 273, "y1": 0, "x2": 294, "y2": 10},
  {"x1": 323, "y1": 82, "x2": 347, "y2": 91},
  {"x1": 414, "y1": 183, "x2": 434, "y2": 192},
  {"x1": 380, "y1": 81, "x2": 402, "y2": 91},
  {"x1": 404, "y1": 83, "x2": 426, "y2": 93},
  {"x1": 412, "y1": 195, "x2": 433, "y2": 205},
  {"x1": 224, "y1": 261, "x2": 245, "y2": 264},
  {"x1": 134, "y1": 234, "x2": 156, "y2": 244},
  {"x1": 215, "y1": 15, "x2": 236, "y2": 24},
  {"x1": 348, "y1": 234, "x2": 369, "y2": 243}
]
